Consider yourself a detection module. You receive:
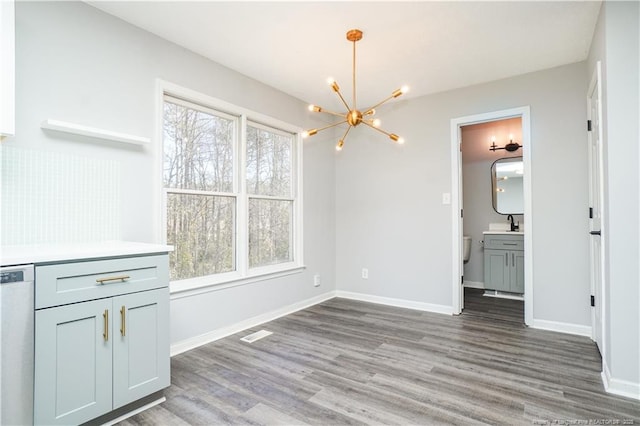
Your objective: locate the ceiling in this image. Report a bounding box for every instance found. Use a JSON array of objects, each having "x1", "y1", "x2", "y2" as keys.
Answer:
[{"x1": 87, "y1": 1, "x2": 601, "y2": 109}]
